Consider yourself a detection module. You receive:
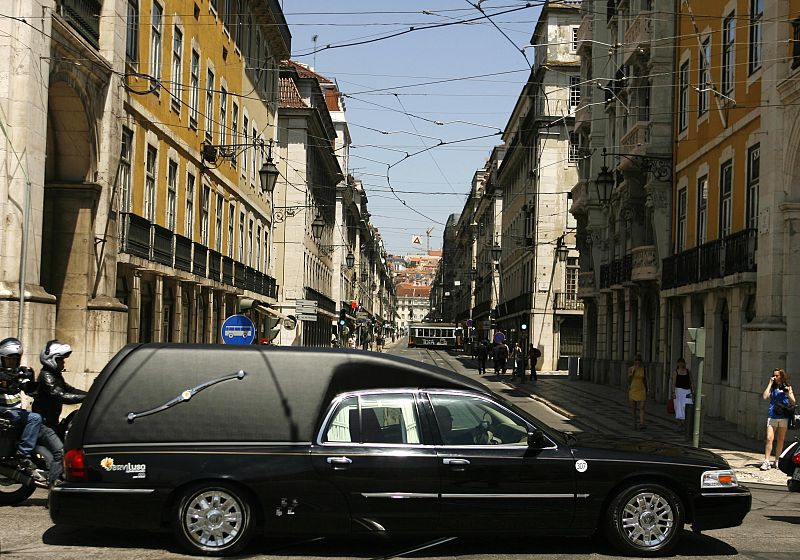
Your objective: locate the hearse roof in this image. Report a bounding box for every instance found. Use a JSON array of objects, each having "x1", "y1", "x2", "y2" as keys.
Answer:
[{"x1": 74, "y1": 344, "x2": 482, "y2": 445}]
